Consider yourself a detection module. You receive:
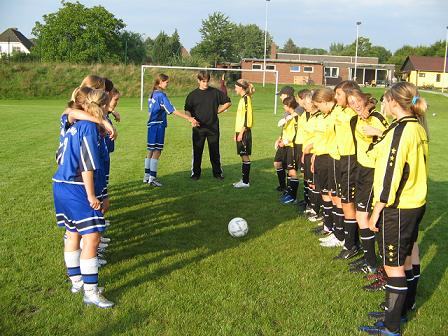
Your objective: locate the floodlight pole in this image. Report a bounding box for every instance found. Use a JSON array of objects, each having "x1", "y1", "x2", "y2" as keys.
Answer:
[
  {"x1": 354, "y1": 21, "x2": 361, "y2": 83},
  {"x1": 442, "y1": 25, "x2": 448, "y2": 93},
  {"x1": 262, "y1": 0, "x2": 270, "y2": 87}
]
